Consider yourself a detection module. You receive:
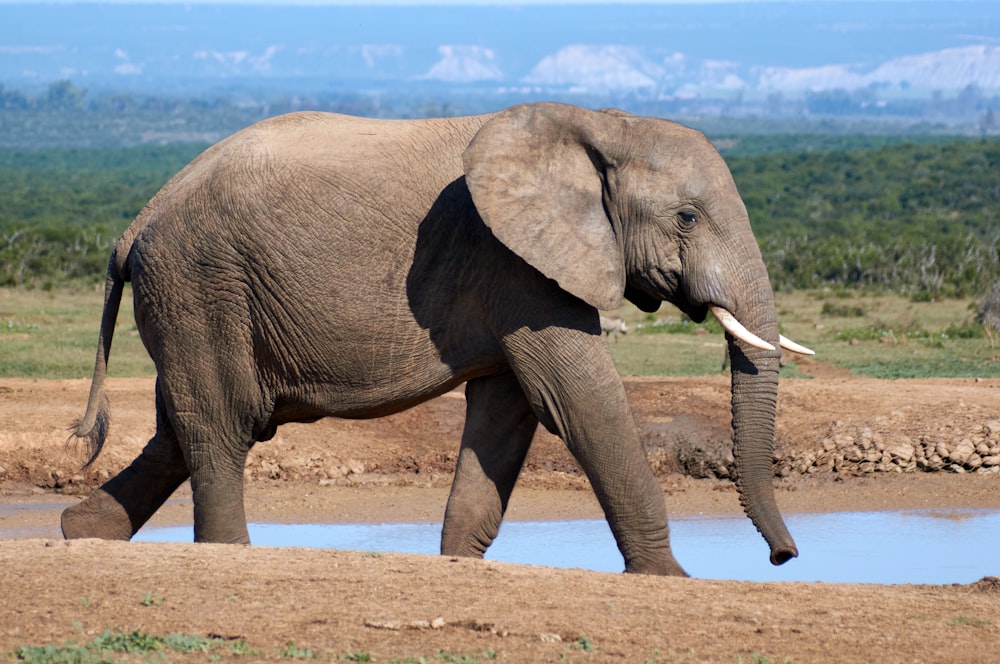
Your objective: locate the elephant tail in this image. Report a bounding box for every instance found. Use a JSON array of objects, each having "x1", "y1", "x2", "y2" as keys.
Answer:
[{"x1": 69, "y1": 251, "x2": 128, "y2": 467}]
